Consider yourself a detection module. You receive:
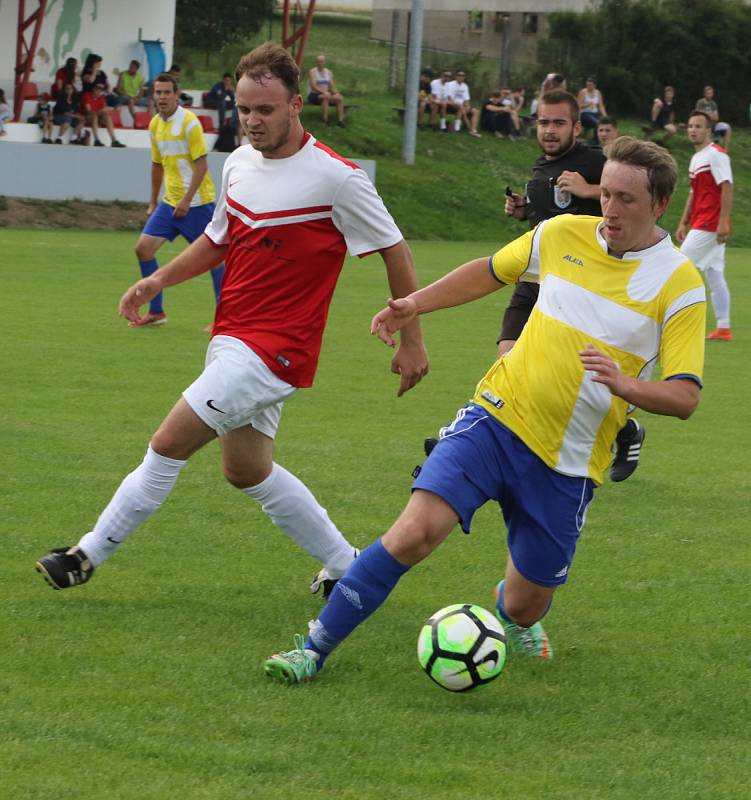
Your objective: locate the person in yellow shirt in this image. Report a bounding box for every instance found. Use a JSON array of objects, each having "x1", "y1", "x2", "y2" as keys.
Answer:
[
  {"x1": 264, "y1": 136, "x2": 706, "y2": 684},
  {"x1": 112, "y1": 60, "x2": 145, "y2": 119},
  {"x1": 132, "y1": 73, "x2": 224, "y2": 327}
]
